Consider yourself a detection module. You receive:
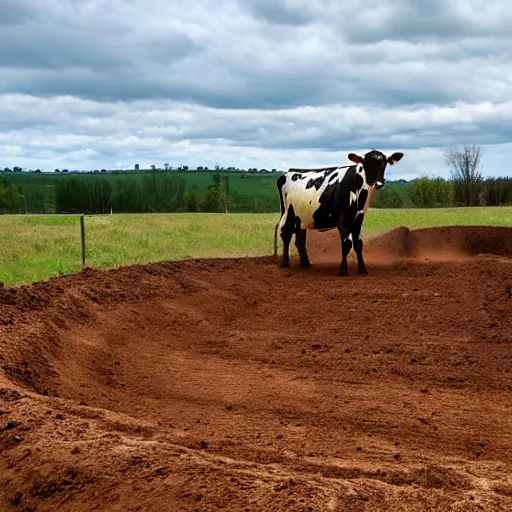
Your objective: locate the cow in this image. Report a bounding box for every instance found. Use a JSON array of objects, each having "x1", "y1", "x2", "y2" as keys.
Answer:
[{"x1": 273, "y1": 149, "x2": 404, "y2": 276}]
